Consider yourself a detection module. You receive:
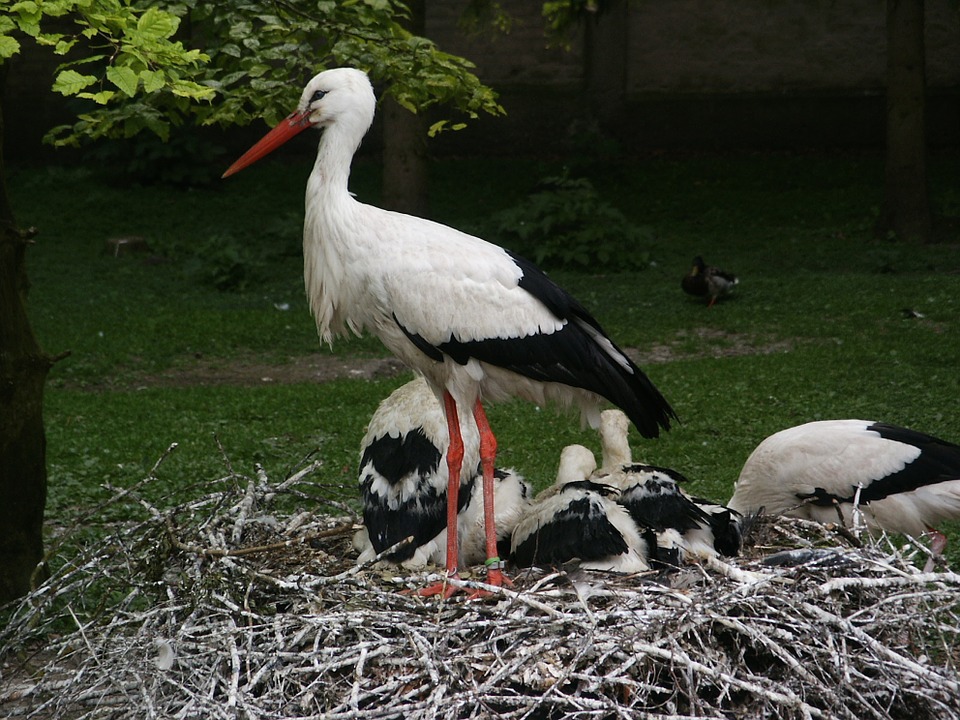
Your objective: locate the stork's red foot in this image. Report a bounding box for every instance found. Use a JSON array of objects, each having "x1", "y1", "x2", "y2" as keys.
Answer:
[
  {"x1": 406, "y1": 562, "x2": 513, "y2": 601},
  {"x1": 404, "y1": 571, "x2": 460, "y2": 600},
  {"x1": 463, "y1": 559, "x2": 513, "y2": 600}
]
